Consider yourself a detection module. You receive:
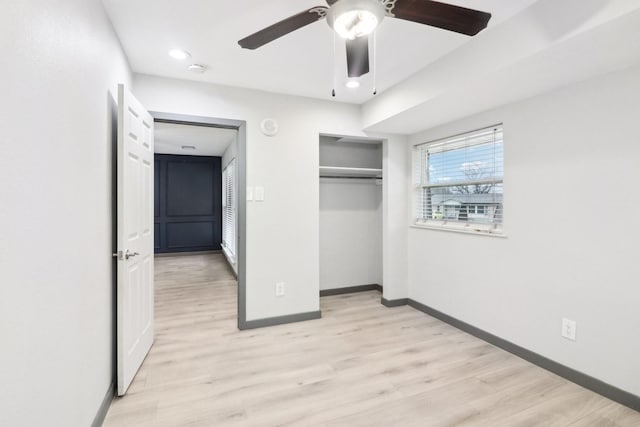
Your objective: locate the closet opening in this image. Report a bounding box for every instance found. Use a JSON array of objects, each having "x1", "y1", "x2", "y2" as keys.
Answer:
[{"x1": 319, "y1": 134, "x2": 384, "y2": 297}]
